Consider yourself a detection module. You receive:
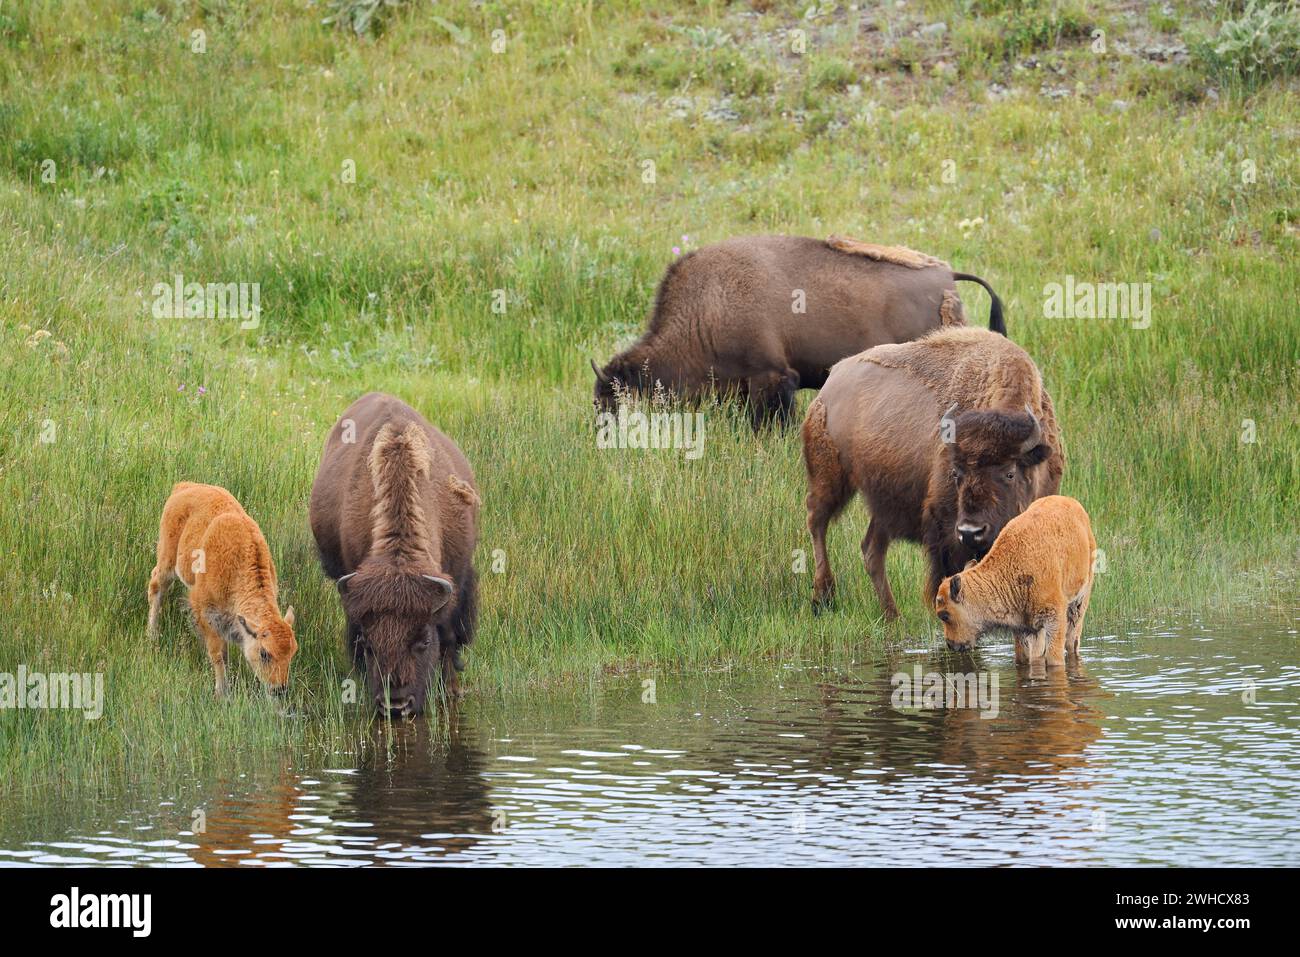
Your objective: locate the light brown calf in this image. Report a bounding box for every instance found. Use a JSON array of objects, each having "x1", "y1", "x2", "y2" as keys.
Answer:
[
  {"x1": 147, "y1": 482, "x2": 297, "y2": 697},
  {"x1": 934, "y1": 495, "x2": 1095, "y2": 666}
]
